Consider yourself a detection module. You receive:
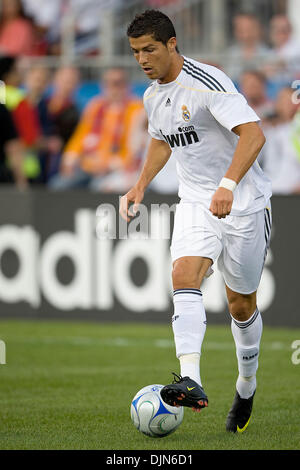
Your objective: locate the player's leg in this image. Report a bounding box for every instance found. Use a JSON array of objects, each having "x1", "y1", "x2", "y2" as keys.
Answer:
[
  {"x1": 219, "y1": 206, "x2": 271, "y2": 432},
  {"x1": 161, "y1": 256, "x2": 212, "y2": 411},
  {"x1": 161, "y1": 202, "x2": 222, "y2": 410},
  {"x1": 172, "y1": 255, "x2": 211, "y2": 385},
  {"x1": 225, "y1": 286, "x2": 262, "y2": 432},
  {"x1": 227, "y1": 287, "x2": 262, "y2": 399}
]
